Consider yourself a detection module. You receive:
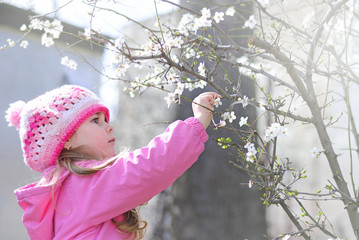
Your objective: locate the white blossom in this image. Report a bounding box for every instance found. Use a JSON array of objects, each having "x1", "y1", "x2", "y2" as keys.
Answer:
[
  {"x1": 244, "y1": 142, "x2": 257, "y2": 163},
  {"x1": 236, "y1": 55, "x2": 249, "y2": 65},
  {"x1": 150, "y1": 75, "x2": 161, "y2": 86},
  {"x1": 123, "y1": 87, "x2": 136, "y2": 98},
  {"x1": 311, "y1": 147, "x2": 320, "y2": 158},
  {"x1": 179, "y1": 13, "x2": 195, "y2": 27},
  {"x1": 246, "y1": 152, "x2": 256, "y2": 163},
  {"x1": 194, "y1": 80, "x2": 207, "y2": 89},
  {"x1": 201, "y1": 8, "x2": 211, "y2": 19},
  {"x1": 171, "y1": 54, "x2": 179, "y2": 64},
  {"x1": 192, "y1": 8, "x2": 212, "y2": 32},
  {"x1": 239, "y1": 116, "x2": 248, "y2": 127},
  {"x1": 214, "y1": 97, "x2": 222, "y2": 108},
  {"x1": 280, "y1": 127, "x2": 289, "y2": 136},
  {"x1": 174, "y1": 82, "x2": 185, "y2": 95},
  {"x1": 185, "y1": 48, "x2": 200, "y2": 59},
  {"x1": 41, "y1": 33, "x2": 54, "y2": 47},
  {"x1": 213, "y1": 12, "x2": 224, "y2": 23},
  {"x1": 194, "y1": 16, "x2": 212, "y2": 32},
  {"x1": 7, "y1": 39, "x2": 15, "y2": 47},
  {"x1": 247, "y1": 147, "x2": 257, "y2": 155},
  {"x1": 164, "y1": 92, "x2": 176, "y2": 108},
  {"x1": 198, "y1": 62, "x2": 206, "y2": 76},
  {"x1": 271, "y1": 122, "x2": 281, "y2": 132},
  {"x1": 20, "y1": 40, "x2": 29, "y2": 49},
  {"x1": 20, "y1": 24, "x2": 27, "y2": 31},
  {"x1": 164, "y1": 34, "x2": 183, "y2": 49},
  {"x1": 184, "y1": 78, "x2": 206, "y2": 91},
  {"x1": 264, "y1": 122, "x2": 289, "y2": 142},
  {"x1": 244, "y1": 15, "x2": 257, "y2": 29},
  {"x1": 222, "y1": 111, "x2": 236, "y2": 123},
  {"x1": 225, "y1": 6, "x2": 236, "y2": 16},
  {"x1": 290, "y1": 104, "x2": 299, "y2": 115},
  {"x1": 238, "y1": 95, "x2": 249, "y2": 108},
  {"x1": 259, "y1": 100, "x2": 266, "y2": 111},
  {"x1": 43, "y1": 19, "x2": 63, "y2": 39},
  {"x1": 83, "y1": 27, "x2": 92, "y2": 40},
  {"x1": 29, "y1": 18, "x2": 63, "y2": 47},
  {"x1": 140, "y1": 41, "x2": 160, "y2": 56},
  {"x1": 177, "y1": 13, "x2": 195, "y2": 35},
  {"x1": 166, "y1": 72, "x2": 178, "y2": 85},
  {"x1": 282, "y1": 235, "x2": 291, "y2": 240},
  {"x1": 184, "y1": 82, "x2": 195, "y2": 91},
  {"x1": 218, "y1": 120, "x2": 226, "y2": 127},
  {"x1": 248, "y1": 179, "x2": 253, "y2": 188},
  {"x1": 244, "y1": 142, "x2": 255, "y2": 150},
  {"x1": 178, "y1": 8, "x2": 213, "y2": 34},
  {"x1": 61, "y1": 56, "x2": 77, "y2": 70},
  {"x1": 116, "y1": 63, "x2": 129, "y2": 77},
  {"x1": 29, "y1": 18, "x2": 43, "y2": 30}
]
